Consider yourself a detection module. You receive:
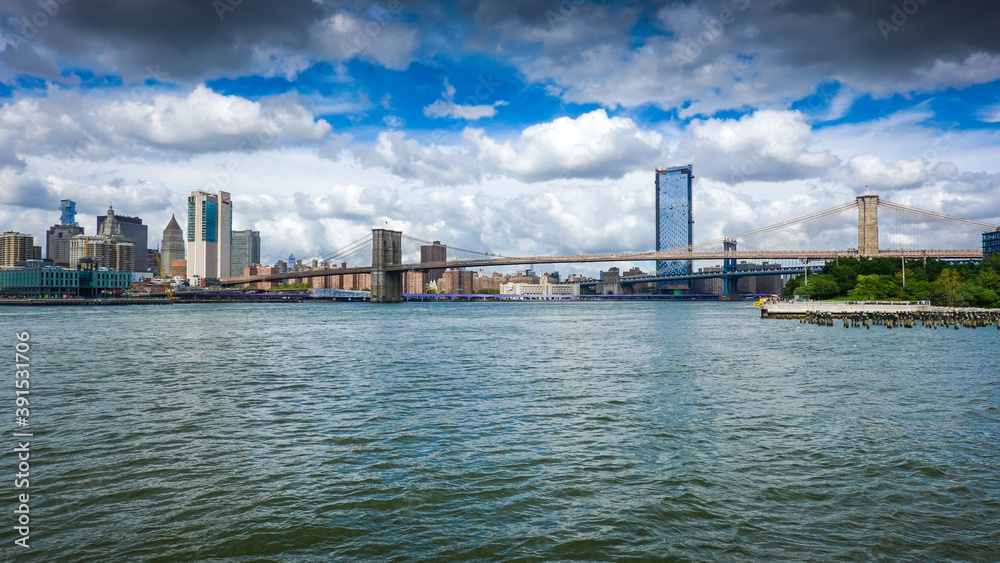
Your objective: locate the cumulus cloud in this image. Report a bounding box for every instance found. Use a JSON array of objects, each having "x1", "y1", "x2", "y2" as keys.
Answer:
[
  {"x1": 355, "y1": 110, "x2": 665, "y2": 185},
  {"x1": 465, "y1": 109, "x2": 665, "y2": 182},
  {"x1": 677, "y1": 110, "x2": 840, "y2": 183},
  {"x1": 841, "y1": 154, "x2": 927, "y2": 189},
  {"x1": 353, "y1": 130, "x2": 479, "y2": 186},
  {"x1": 97, "y1": 86, "x2": 331, "y2": 151}
]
